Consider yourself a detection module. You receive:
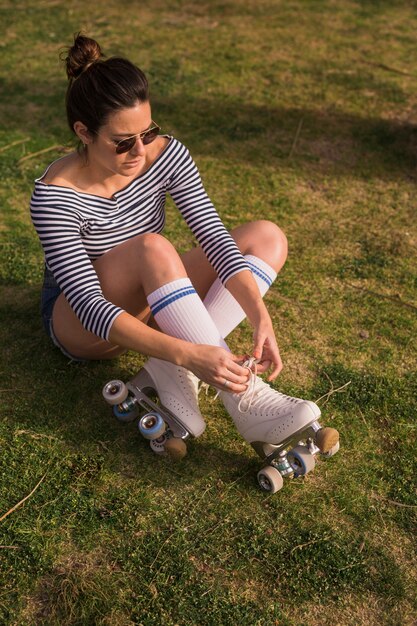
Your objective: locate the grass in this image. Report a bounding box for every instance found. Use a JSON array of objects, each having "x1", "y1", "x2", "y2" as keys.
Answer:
[{"x1": 0, "y1": 0, "x2": 416, "y2": 624}]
